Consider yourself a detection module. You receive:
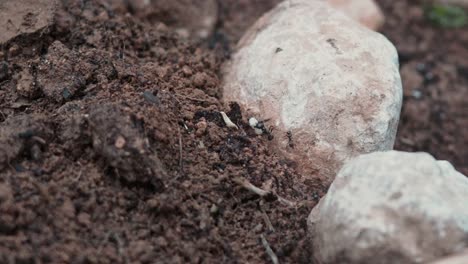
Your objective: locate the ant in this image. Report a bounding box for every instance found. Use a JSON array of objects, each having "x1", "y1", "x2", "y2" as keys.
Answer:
[
  {"x1": 312, "y1": 191, "x2": 320, "y2": 202},
  {"x1": 254, "y1": 119, "x2": 274, "y2": 140},
  {"x1": 286, "y1": 131, "x2": 294, "y2": 149}
]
